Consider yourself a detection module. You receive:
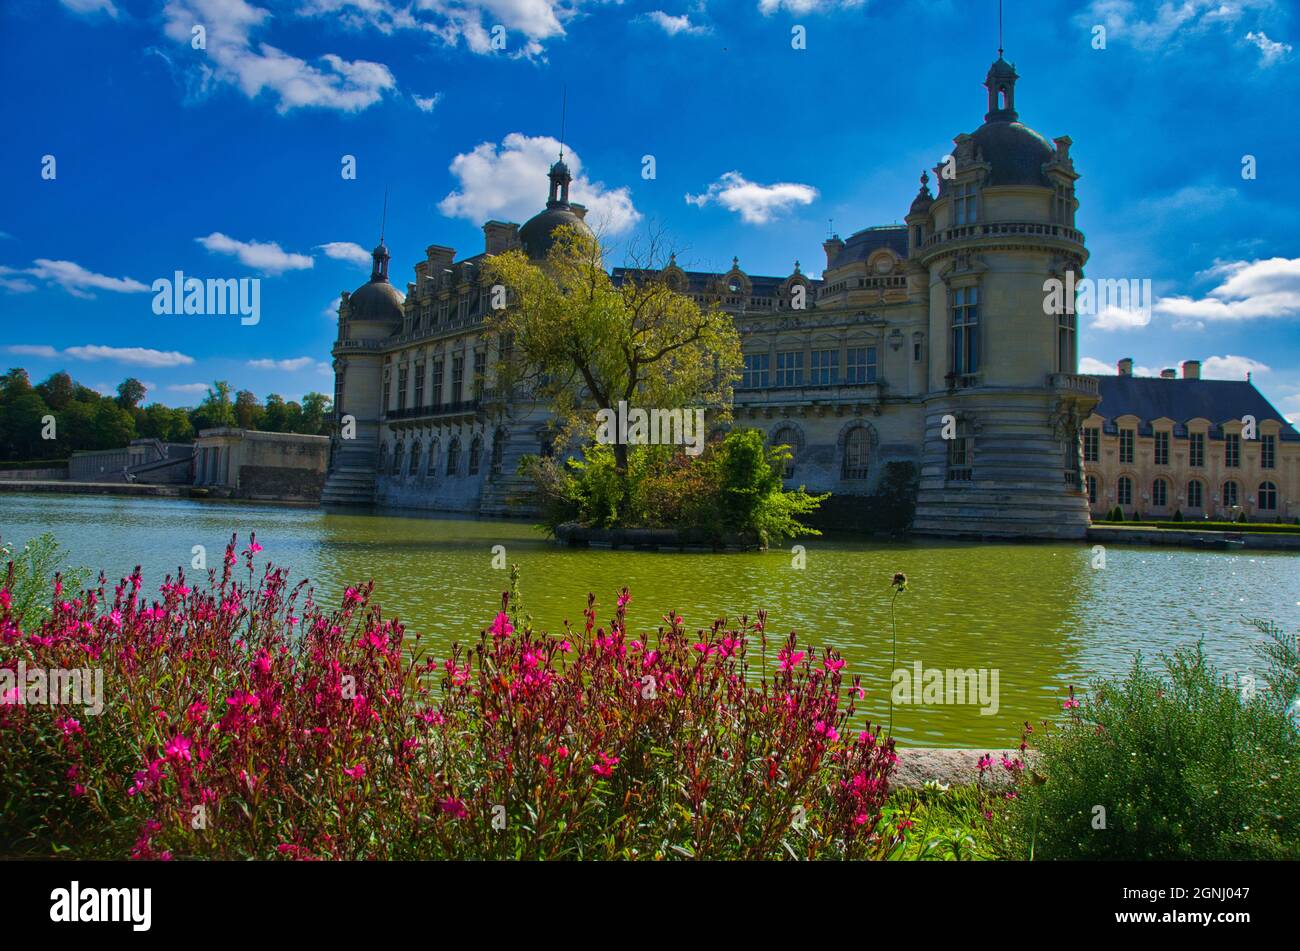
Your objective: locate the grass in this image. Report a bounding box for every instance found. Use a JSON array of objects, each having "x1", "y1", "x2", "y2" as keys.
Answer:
[{"x1": 1092, "y1": 520, "x2": 1300, "y2": 534}]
